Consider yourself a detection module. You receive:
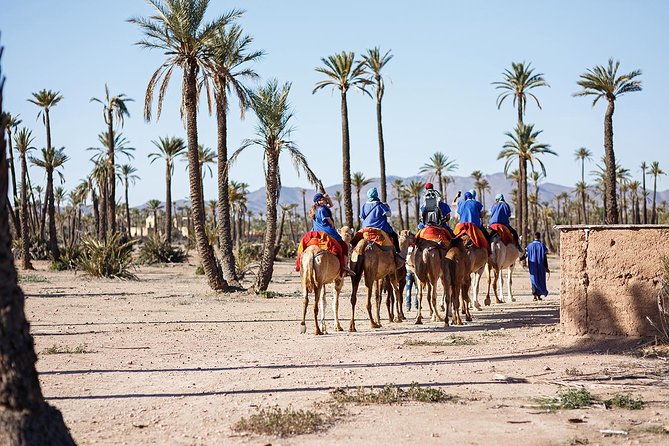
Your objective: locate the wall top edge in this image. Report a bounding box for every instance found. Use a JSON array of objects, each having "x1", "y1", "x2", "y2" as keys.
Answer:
[{"x1": 554, "y1": 225, "x2": 669, "y2": 231}]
